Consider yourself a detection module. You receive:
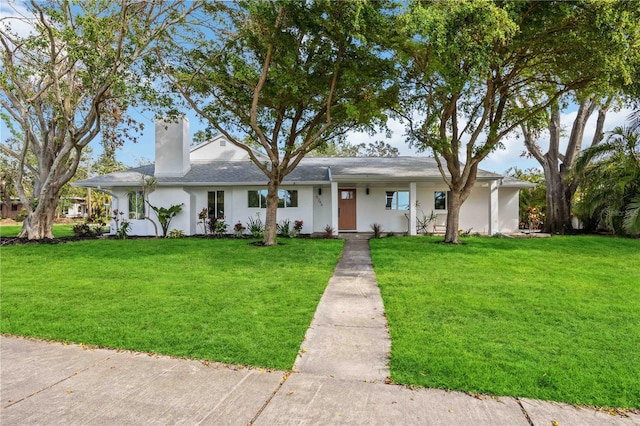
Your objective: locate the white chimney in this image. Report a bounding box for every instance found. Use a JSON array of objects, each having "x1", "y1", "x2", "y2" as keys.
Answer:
[{"x1": 154, "y1": 117, "x2": 191, "y2": 178}]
